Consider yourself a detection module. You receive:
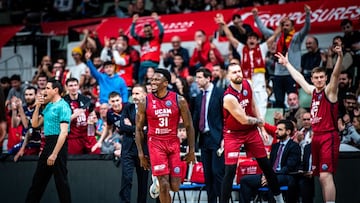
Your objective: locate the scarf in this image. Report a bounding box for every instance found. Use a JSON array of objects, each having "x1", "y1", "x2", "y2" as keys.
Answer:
[
  {"x1": 241, "y1": 44, "x2": 265, "y2": 79},
  {"x1": 277, "y1": 29, "x2": 295, "y2": 55}
]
